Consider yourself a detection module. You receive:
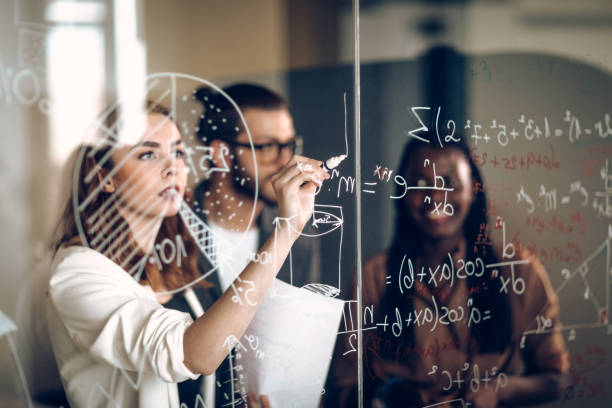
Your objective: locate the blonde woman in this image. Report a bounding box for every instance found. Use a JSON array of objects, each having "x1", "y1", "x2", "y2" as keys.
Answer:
[{"x1": 47, "y1": 102, "x2": 329, "y2": 408}]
